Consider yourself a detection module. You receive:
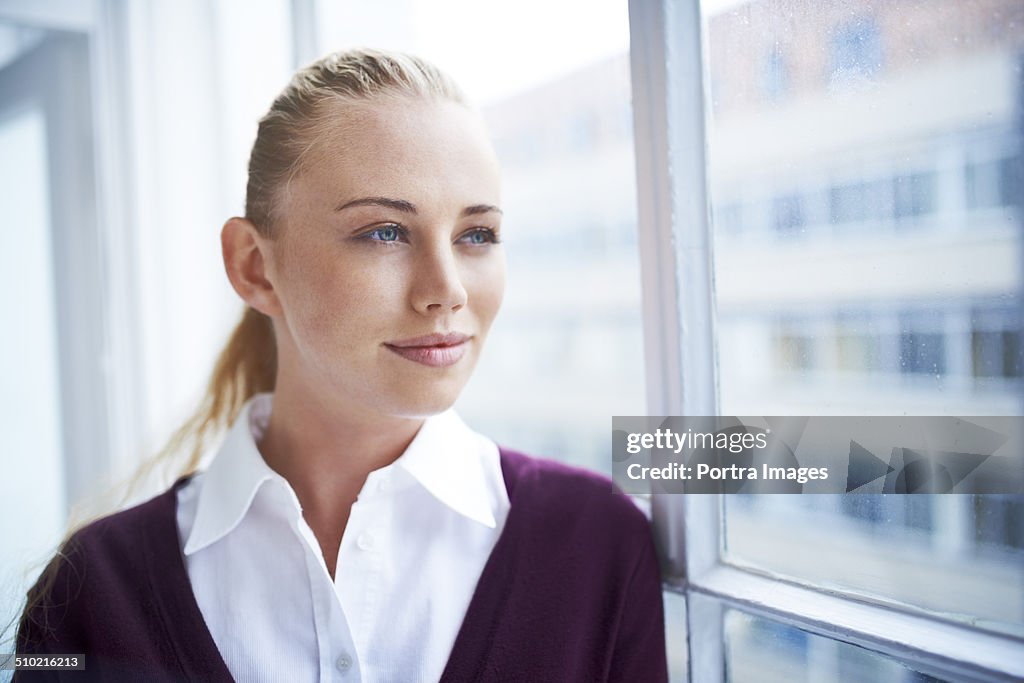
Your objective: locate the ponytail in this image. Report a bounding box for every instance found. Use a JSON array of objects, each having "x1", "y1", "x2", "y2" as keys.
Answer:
[{"x1": 160, "y1": 305, "x2": 277, "y2": 478}]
